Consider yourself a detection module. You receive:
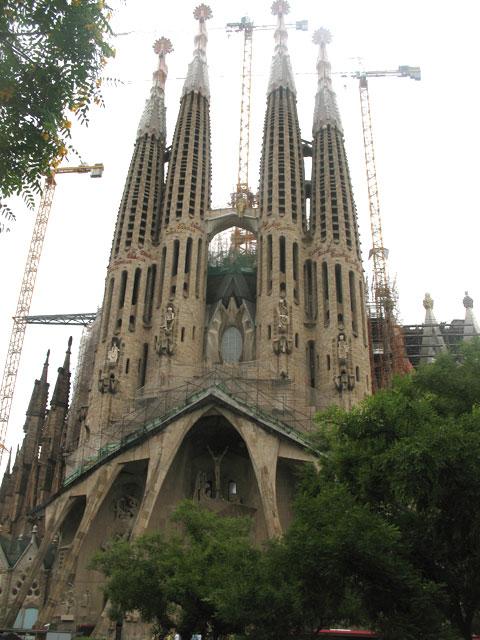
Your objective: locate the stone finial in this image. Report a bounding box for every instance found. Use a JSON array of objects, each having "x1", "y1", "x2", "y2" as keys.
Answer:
[
  {"x1": 182, "y1": 4, "x2": 212, "y2": 99},
  {"x1": 152, "y1": 37, "x2": 173, "y2": 91},
  {"x1": 271, "y1": 0, "x2": 290, "y2": 16},
  {"x1": 423, "y1": 292, "x2": 434, "y2": 310},
  {"x1": 267, "y1": 0, "x2": 296, "y2": 94},
  {"x1": 313, "y1": 27, "x2": 332, "y2": 46},
  {"x1": 312, "y1": 26, "x2": 342, "y2": 133},
  {"x1": 463, "y1": 291, "x2": 474, "y2": 309}
]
